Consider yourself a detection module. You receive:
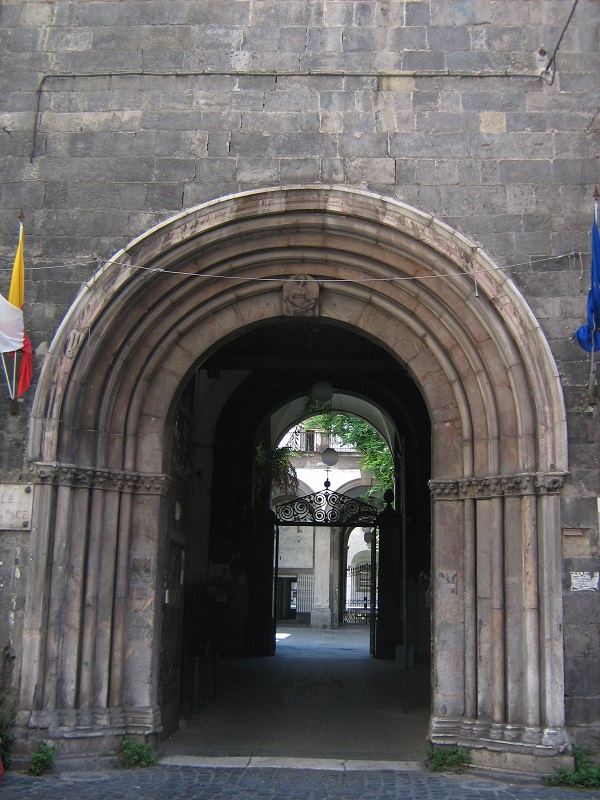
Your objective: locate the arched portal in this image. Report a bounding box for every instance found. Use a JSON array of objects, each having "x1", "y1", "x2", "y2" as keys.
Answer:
[{"x1": 20, "y1": 187, "x2": 568, "y2": 772}]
